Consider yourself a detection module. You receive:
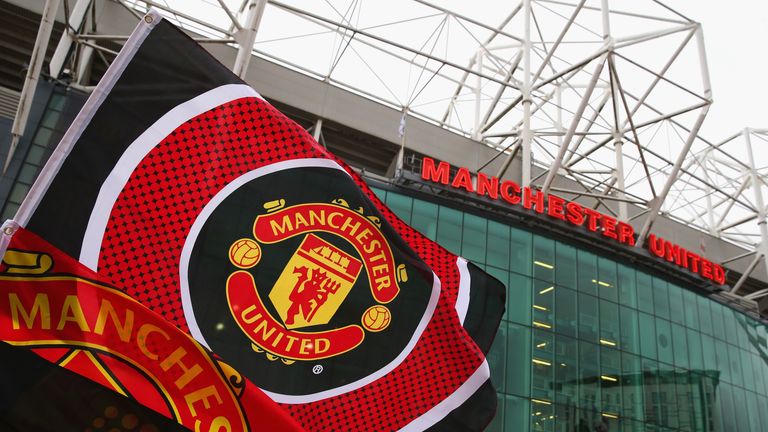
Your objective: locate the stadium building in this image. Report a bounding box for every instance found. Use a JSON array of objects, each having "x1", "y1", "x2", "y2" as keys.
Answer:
[{"x1": 1, "y1": 1, "x2": 767, "y2": 431}]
